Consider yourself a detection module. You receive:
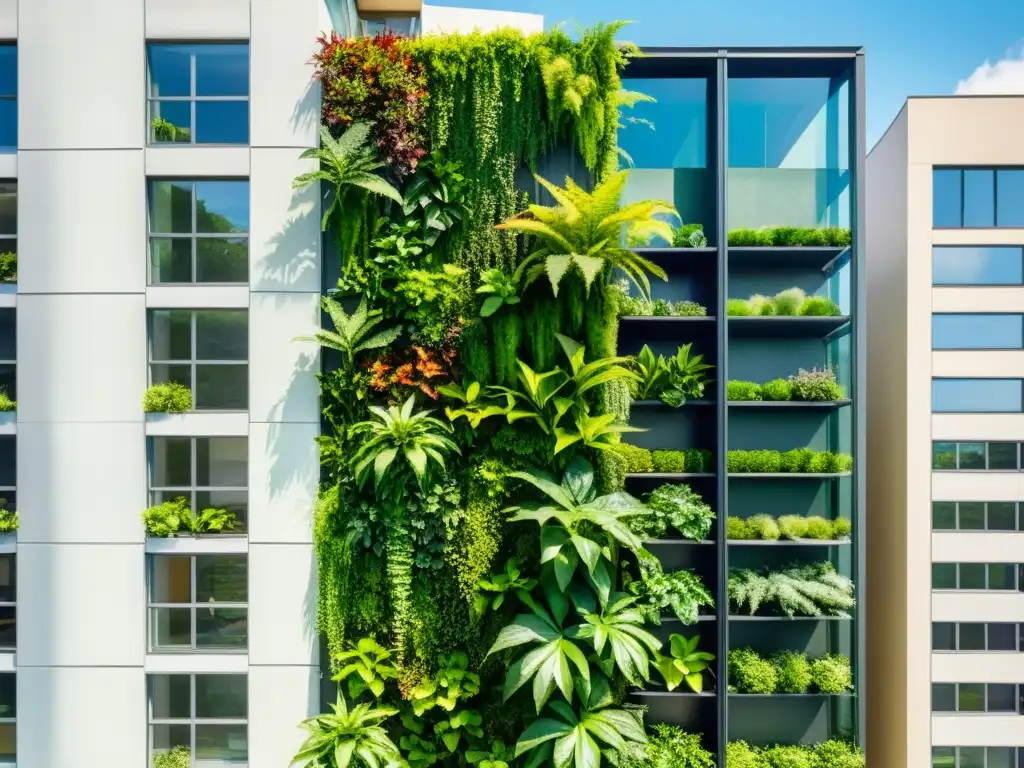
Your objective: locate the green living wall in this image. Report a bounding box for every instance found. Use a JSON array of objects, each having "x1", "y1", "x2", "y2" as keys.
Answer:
[{"x1": 289, "y1": 24, "x2": 862, "y2": 768}]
